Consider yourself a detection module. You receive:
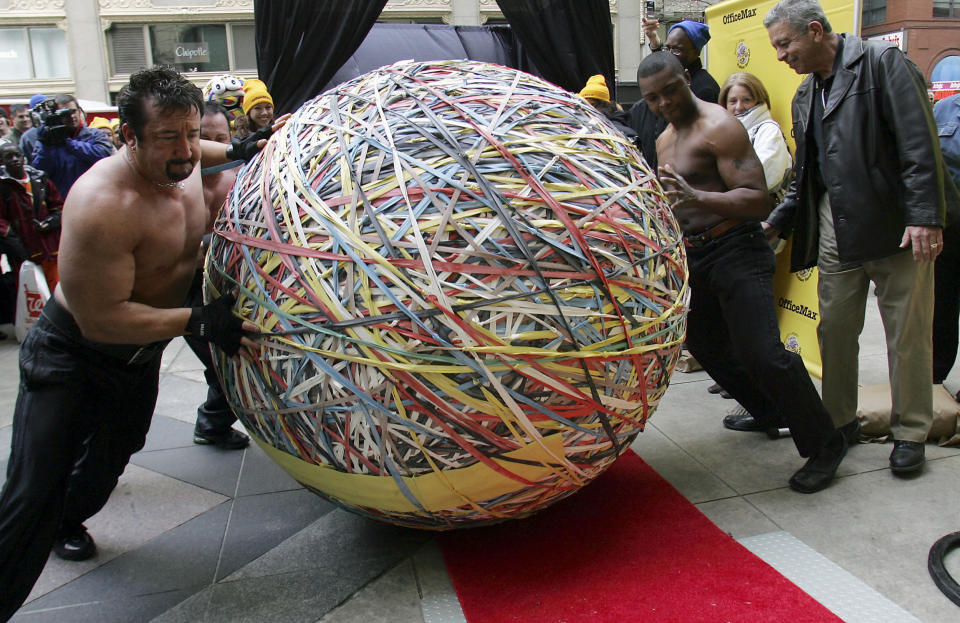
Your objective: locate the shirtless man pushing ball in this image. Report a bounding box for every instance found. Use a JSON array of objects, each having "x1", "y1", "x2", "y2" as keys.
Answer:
[
  {"x1": 637, "y1": 51, "x2": 846, "y2": 495},
  {"x1": 0, "y1": 65, "x2": 264, "y2": 621}
]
